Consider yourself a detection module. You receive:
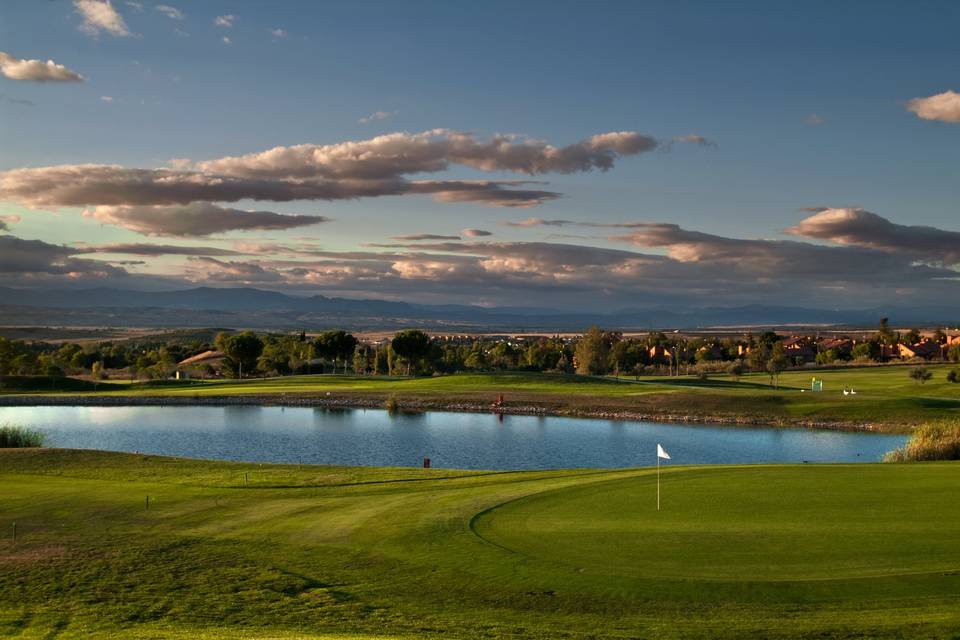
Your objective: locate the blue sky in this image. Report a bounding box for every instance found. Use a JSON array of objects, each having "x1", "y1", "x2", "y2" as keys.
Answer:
[{"x1": 1, "y1": 1, "x2": 958, "y2": 308}]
